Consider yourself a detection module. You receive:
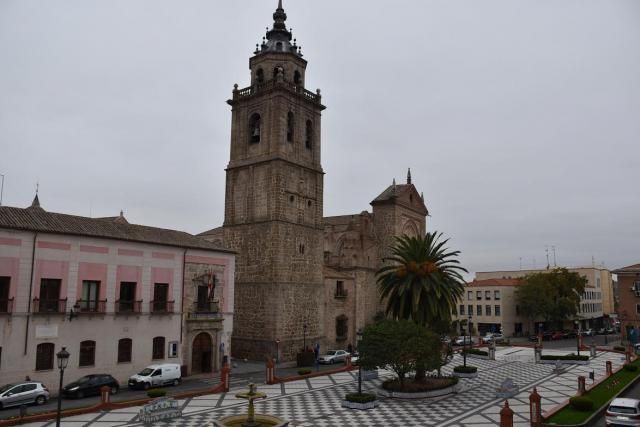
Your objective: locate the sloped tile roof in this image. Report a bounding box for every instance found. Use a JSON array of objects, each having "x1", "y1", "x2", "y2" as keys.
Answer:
[
  {"x1": 612, "y1": 264, "x2": 640, "y2": 274},
  {"x1": 0, "y1": 205, "x2": 233, "y2": 253}
]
